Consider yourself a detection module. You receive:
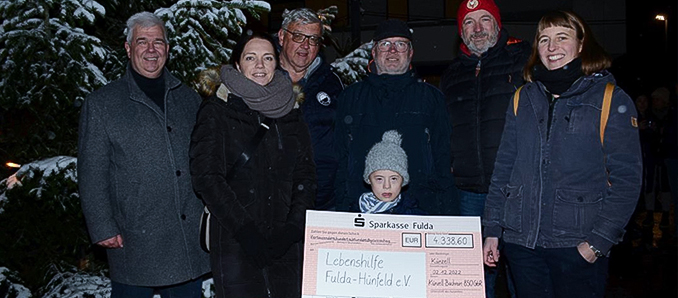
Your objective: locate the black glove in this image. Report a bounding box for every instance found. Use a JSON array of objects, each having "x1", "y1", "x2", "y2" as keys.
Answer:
[
  {"x1": 268, "y1": 224, "x2": 303, "y2": 259},
  {"x1": 234, "y1": 223, "x2": 271, "y2": 269}
]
